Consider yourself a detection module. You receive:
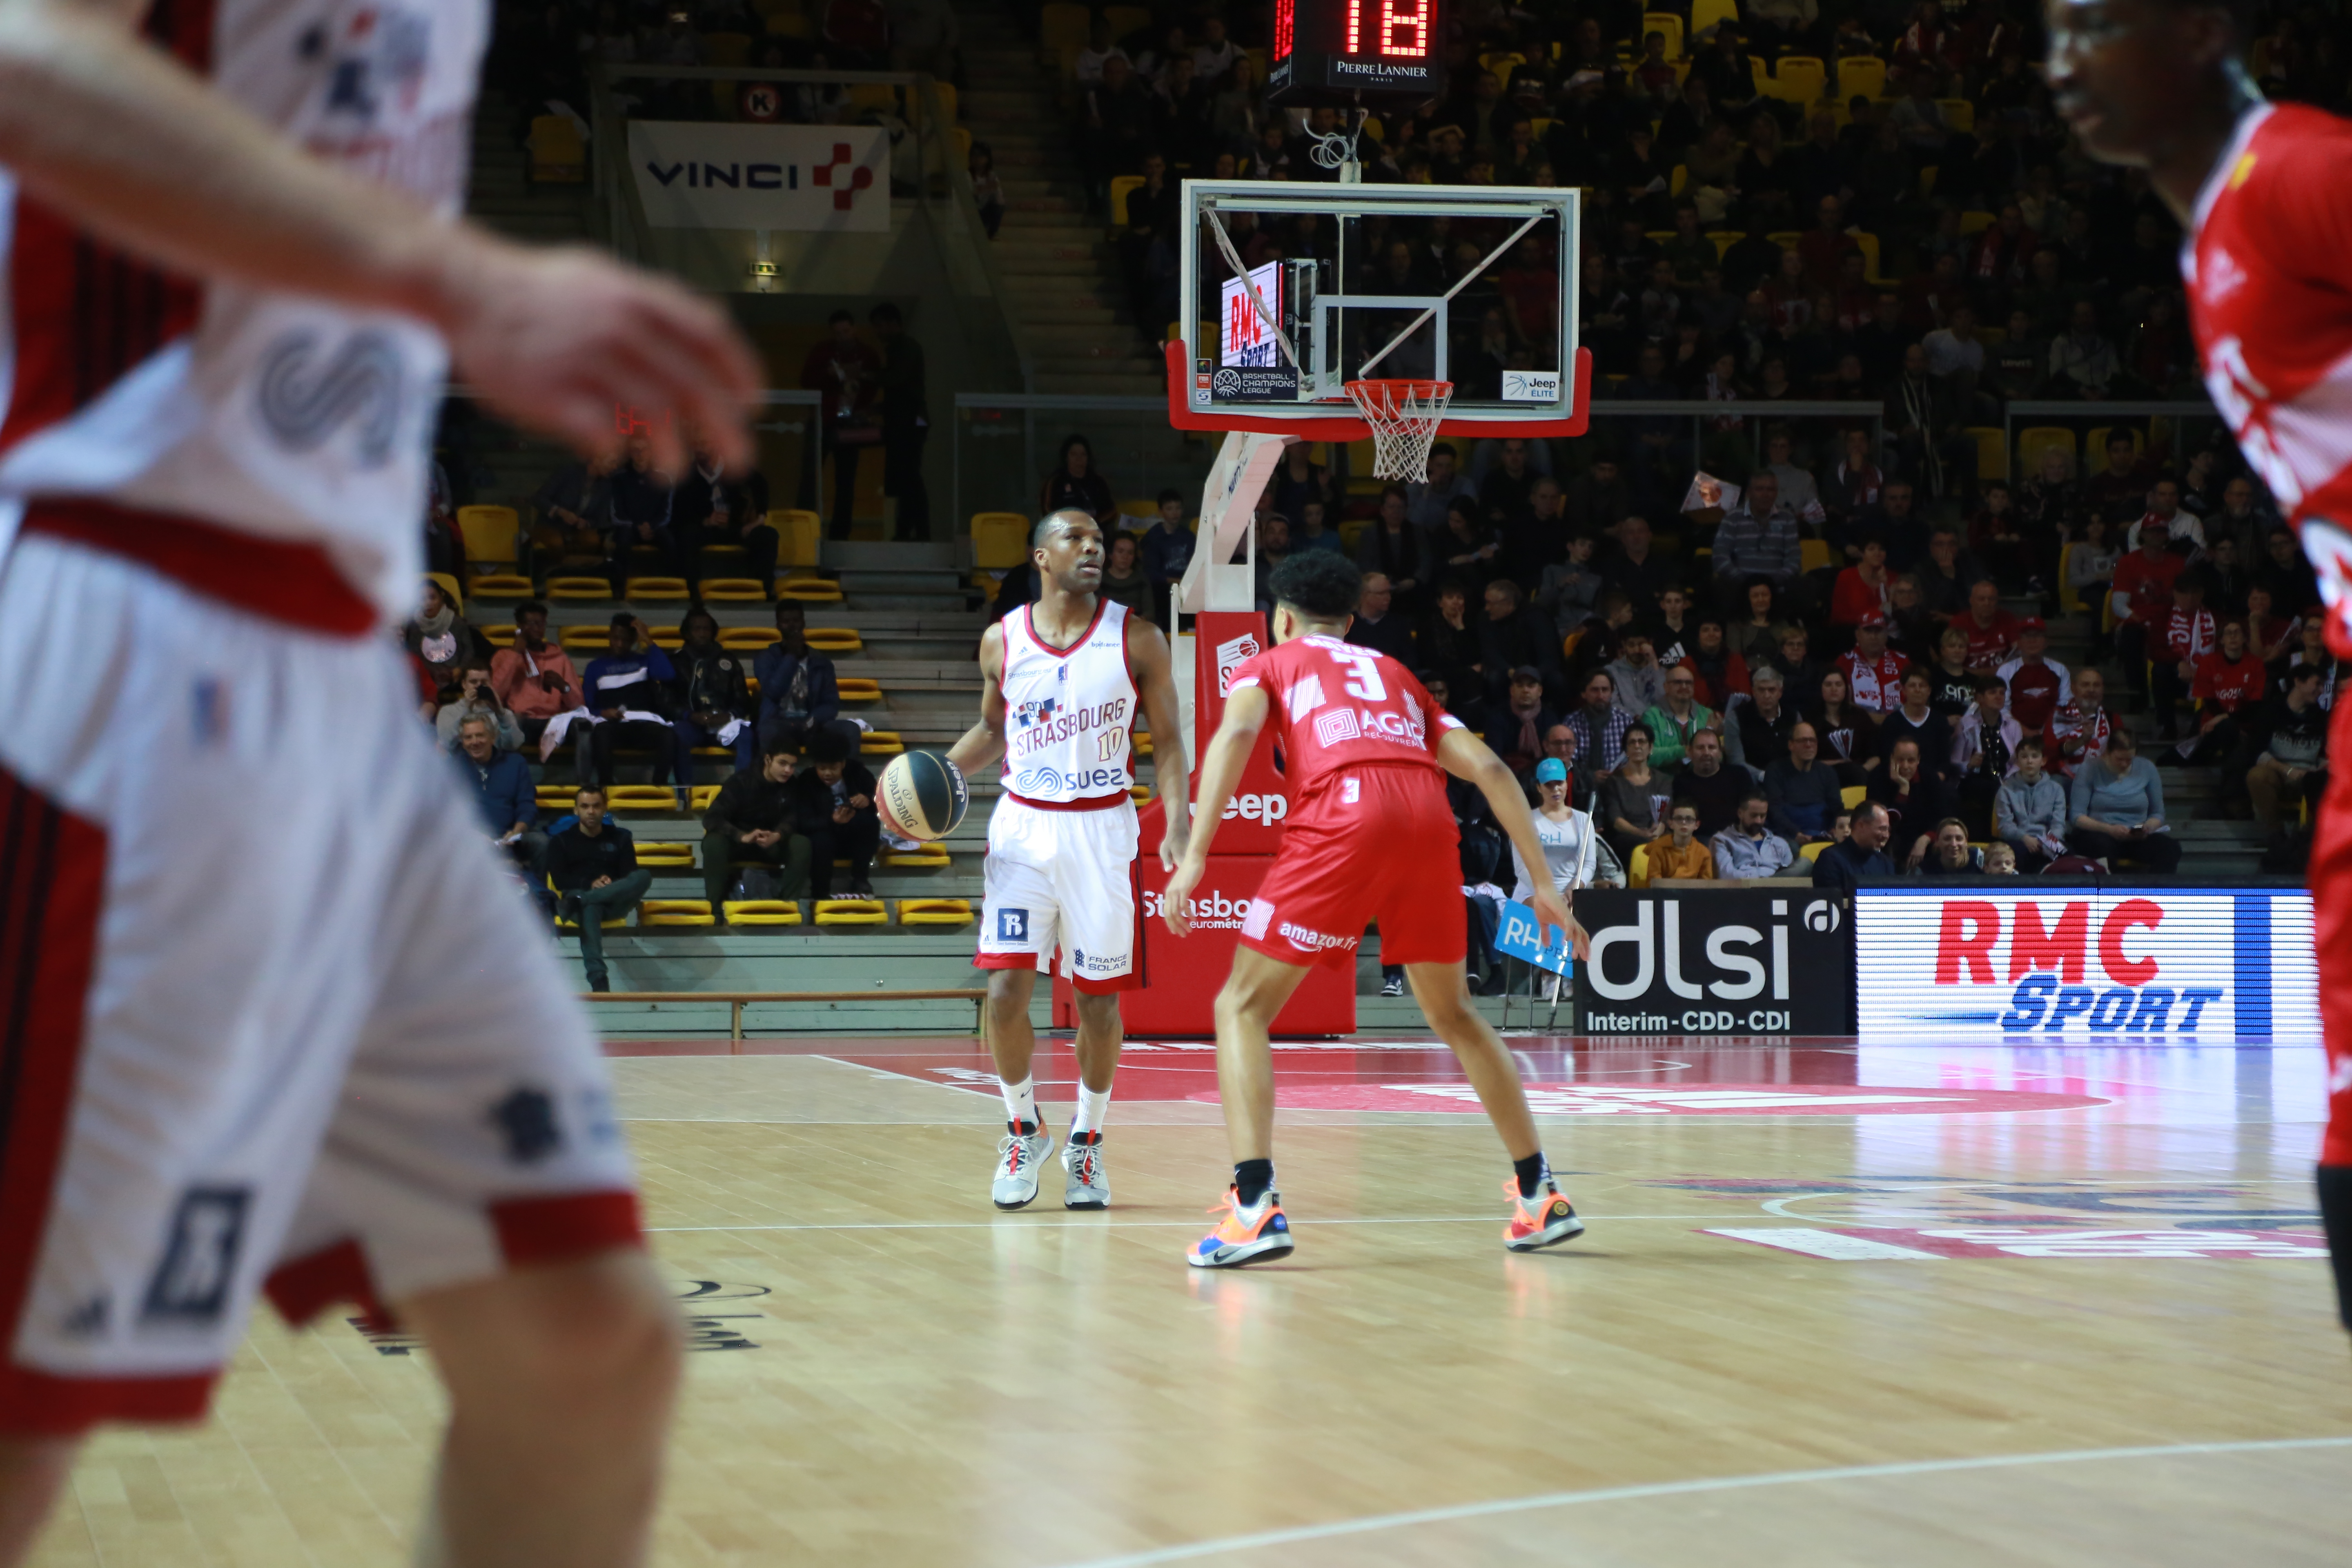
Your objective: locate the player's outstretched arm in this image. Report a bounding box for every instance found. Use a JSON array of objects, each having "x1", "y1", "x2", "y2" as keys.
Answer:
[
  {"x1": 945, "y1": 624, "x2": 1009, "y2": 777},
  {"x1": 1435, "y1": 727, "x2": 1588, "y2": 960},
  {"x1": 1125, "y1": 616, "x2": 1192, "y2": 870},
  {"x1": 1162, "y1": 685, "x2": 1266, "y2": 935},
  {"x1": 0, "y1": 0, "x2": 758, "y2": 471}
]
